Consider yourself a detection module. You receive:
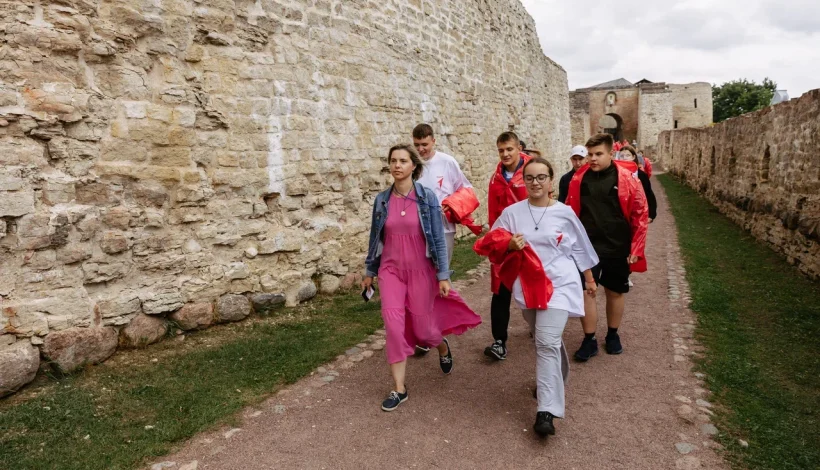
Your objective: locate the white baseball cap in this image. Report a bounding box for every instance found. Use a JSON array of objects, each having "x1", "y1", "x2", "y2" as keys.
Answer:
[{"x1": 570, "y1": 145, "x2": 588, "y2": 158}]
